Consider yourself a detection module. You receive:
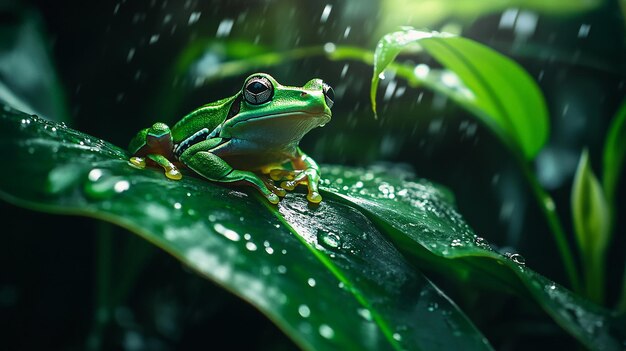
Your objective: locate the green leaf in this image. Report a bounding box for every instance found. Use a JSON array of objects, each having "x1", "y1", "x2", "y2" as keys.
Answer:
[
  {"x1": 375, "y1": 0, "x2": 601, "y2": 38},
  {"x1": 603, "y1": 99, "x2": 626, "y2": 206},
  {"x1": 0, "y1": 105, "x2": 493, "y2": 351},
  {"x1": 371, "y1": 29, "x2": 549, "y2": 160},
  {"x1": 571, "y1": 149, "x2": 610, "y2": 304},
  {"x1": 602, "y1": 96, "x2": 626, "y2": 314},
  {"x1": 321, "y1": 165, "x2": 625, "y2": 350}
]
